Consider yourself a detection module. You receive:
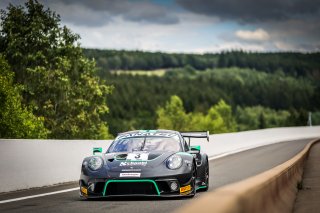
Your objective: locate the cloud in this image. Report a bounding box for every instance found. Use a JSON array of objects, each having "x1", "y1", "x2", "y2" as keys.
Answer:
[
  {"x1": 49, "y1": 2, "x2": 113, "y2": 27},
  {"x1": 235, "y1": 28, "x2": 270, "y2": 41},
  {"x1": 0, "y1": 0, "x2": 180, "y2": 27},
  {"x1": 274, "y1": 41, "x2": 296, "y2": 51},
  {"x1": 49, "y1": 0, "x2": 179, "y2": 26},
  {"x1": 176, "y1": 0, "x2": 320, "y2": 23},
  {"x1": 1, "y1": 0, "x2": 319, "y2": 52},
  {"x1": 274, "y1": 41, "x2": 320, "y2": 52},
  {"x1": 66, "y1": 14, "x2": 221, "y2": 53},
  {"x1": 176, "y1": 0, "x2": 320, "y2": 52}
]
